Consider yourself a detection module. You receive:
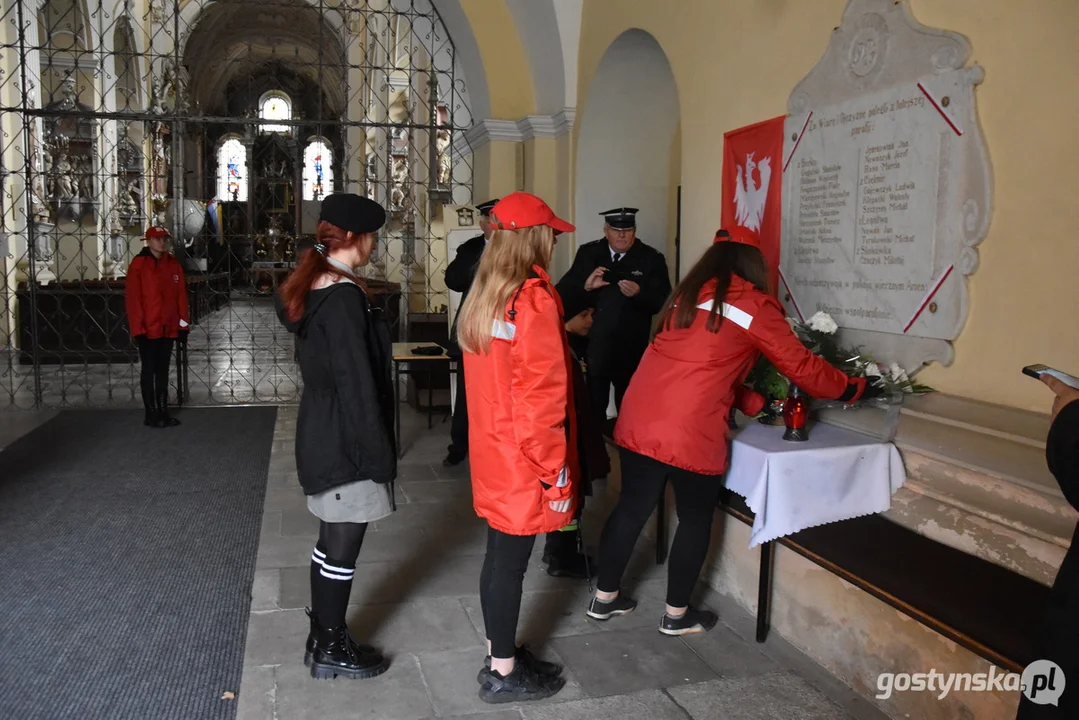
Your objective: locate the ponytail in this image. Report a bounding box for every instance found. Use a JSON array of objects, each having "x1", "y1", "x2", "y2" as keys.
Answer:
[{"x1": 278, "y1": 221, "x2": 370, "y2": 322}]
